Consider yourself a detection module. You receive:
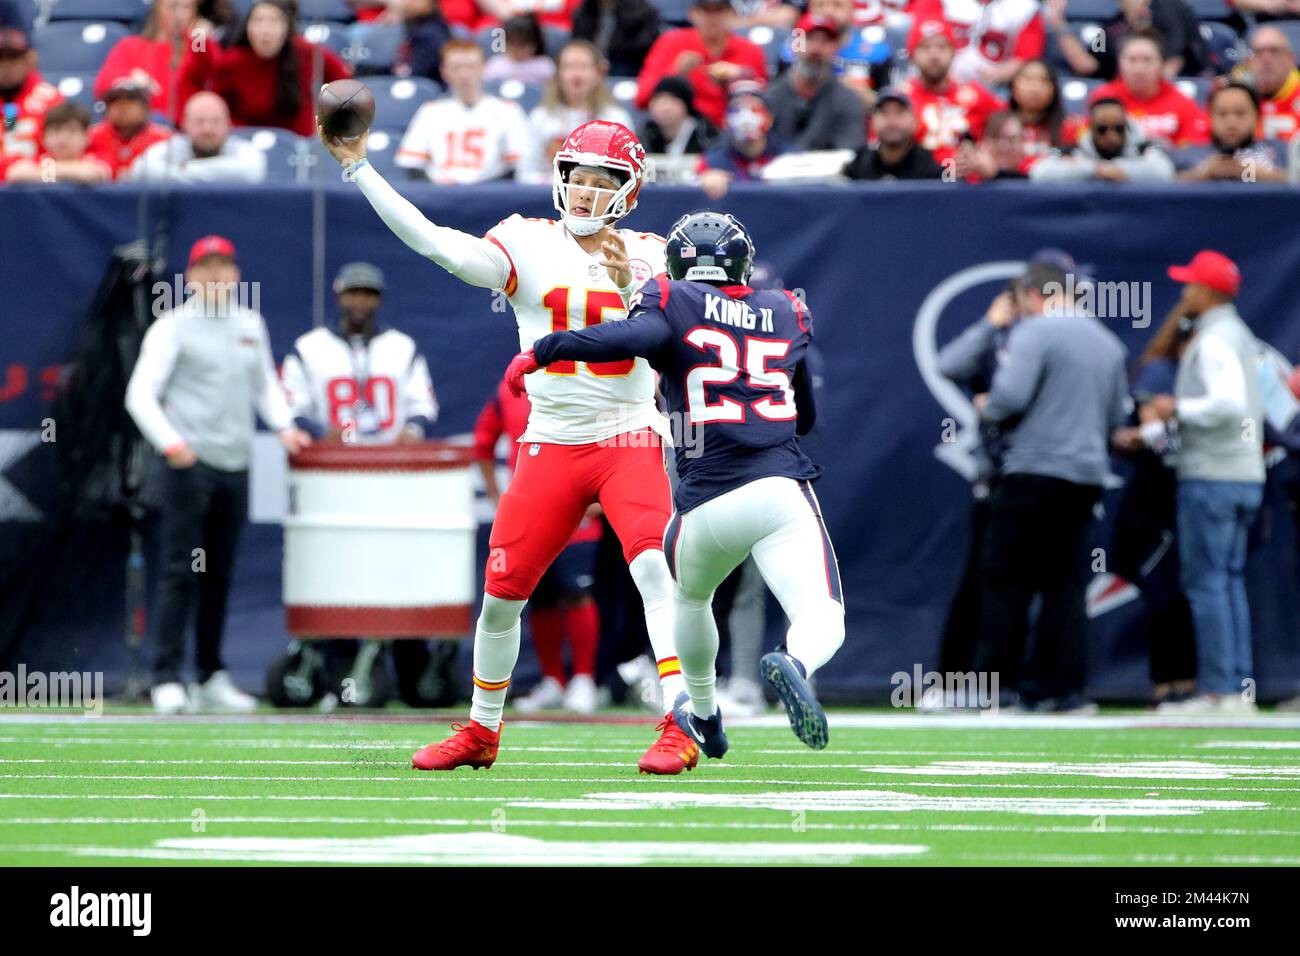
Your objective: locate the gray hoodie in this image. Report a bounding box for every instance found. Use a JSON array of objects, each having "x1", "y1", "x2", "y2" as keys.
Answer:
[{"x1": 1030, "y1": 117, "x2": 1176, "y2": 184}]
